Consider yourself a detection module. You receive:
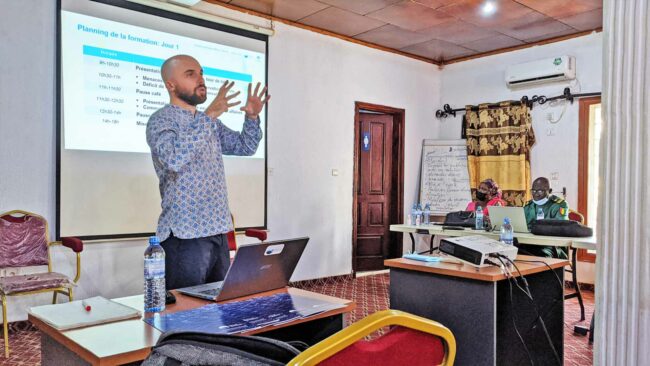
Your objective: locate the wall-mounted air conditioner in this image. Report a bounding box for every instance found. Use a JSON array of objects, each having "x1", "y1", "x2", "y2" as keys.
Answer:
[{"x1": 505, "y1": 56, "x2": 576, "y2": 88}]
